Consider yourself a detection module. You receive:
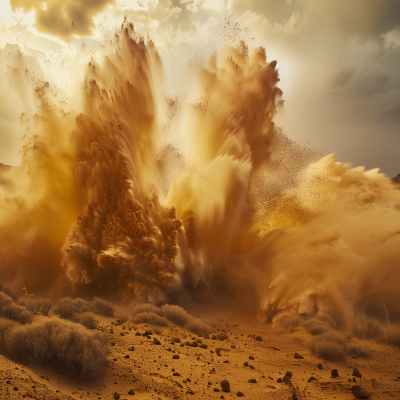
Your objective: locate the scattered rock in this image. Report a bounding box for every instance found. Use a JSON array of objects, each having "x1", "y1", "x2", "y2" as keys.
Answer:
[
  {"x1": 331, "y1": 369, "x2": 339, "y2": 378},
  {"x1": 172, "y1": 355, "x2": 180, "y2": 359},
  {"x1": 114, "y1": 393, "x2": 120, "y2": 400},
  {"x1": 214, "y1": 388, "x2": 220, "y2": 392},
  {"x1": 249, "y1": 356, "x2": 254, "y2": 360},
  {"x1": 353, "y1": 368, "x2": 362, "y2": 378},
  {"x1": 308, "y1": 377, "x2": 317, "y2": 382},
  {"x1": 277, "y1": 378, "x2": 282, "y2": 383},
  {"x1": 285, "y1": 371, "x2": 292, "y2": 378},
  {"x1": 243, "y1": 362, "x2": 248, "y2": 366},
  {"x1": 294, "y1": 353, "x2": 304, "y2": 359},
  {"x1": 173, "y1": 372, "x2": 181, "y2": 377},
  {"x1": 124, "y1": 354, "x2": 130, "y2": 359},
  {"x1": 128, "y1": 346, "x2": 134, "y2": 351},
  {"x1": 128, "y1": 389, "x2": 135, "y2": 395},
  {"x1": 237, "y1": 391, "x2": 244, "y2": 397},
  {"x1": 248, "y1": 379, "x2": 257, "y2": 383},
  {"x1": 352, "y1": 385, "x2": 370, "y2": 399},
  {"x1": 317, "y1": 363, "x2": 323, "y2": 370},
  {"x1": 255, "y1": 336, "x2": 263, "y2": 342},
  {"x1": 220, "y1": 380, "x2": 230, "y2": 392}
]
